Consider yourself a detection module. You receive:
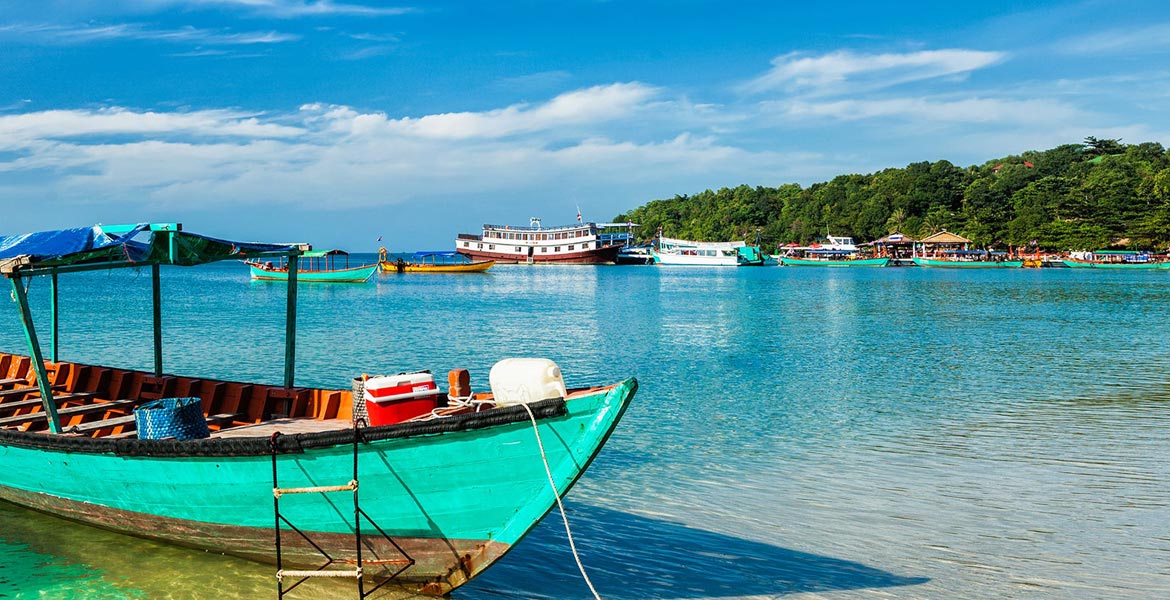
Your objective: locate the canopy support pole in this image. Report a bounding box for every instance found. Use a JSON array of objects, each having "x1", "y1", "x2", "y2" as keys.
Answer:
[
  {"x1": 152, "y1": 263, "x2": 163, "y2": 376},
  {"x1": 9, "y1": 276, "x2": 62, "y2": 434},
  {"x1": 50, "y1": 273, "x2": 59, "y2": 363},
  {"x1": 283, "y1": 254, "x2": 298, "y2": 389}
]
